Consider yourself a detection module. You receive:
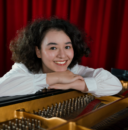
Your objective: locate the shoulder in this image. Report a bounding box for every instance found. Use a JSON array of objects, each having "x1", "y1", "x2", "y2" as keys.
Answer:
[
  {"x1": 11, "y1": 63, "x2": 30, "y2": 73},
  {"x1": 69, "y1": 64, "x2": 89, "y2": 74},
  {"x1": 2, "y1": 63, "x2": 31, "y2": 78}
]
